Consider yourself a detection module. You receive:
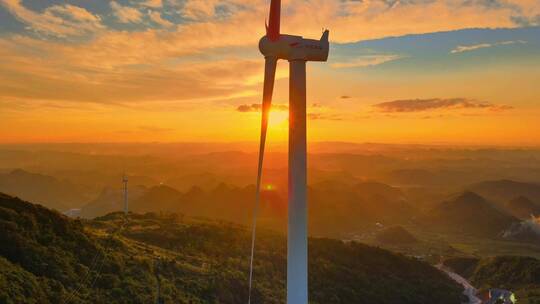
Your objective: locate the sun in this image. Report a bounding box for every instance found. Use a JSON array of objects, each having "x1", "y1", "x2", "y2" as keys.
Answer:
[{"x1": 268, "y1": 110, "x2": 289, "y2": 127}]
